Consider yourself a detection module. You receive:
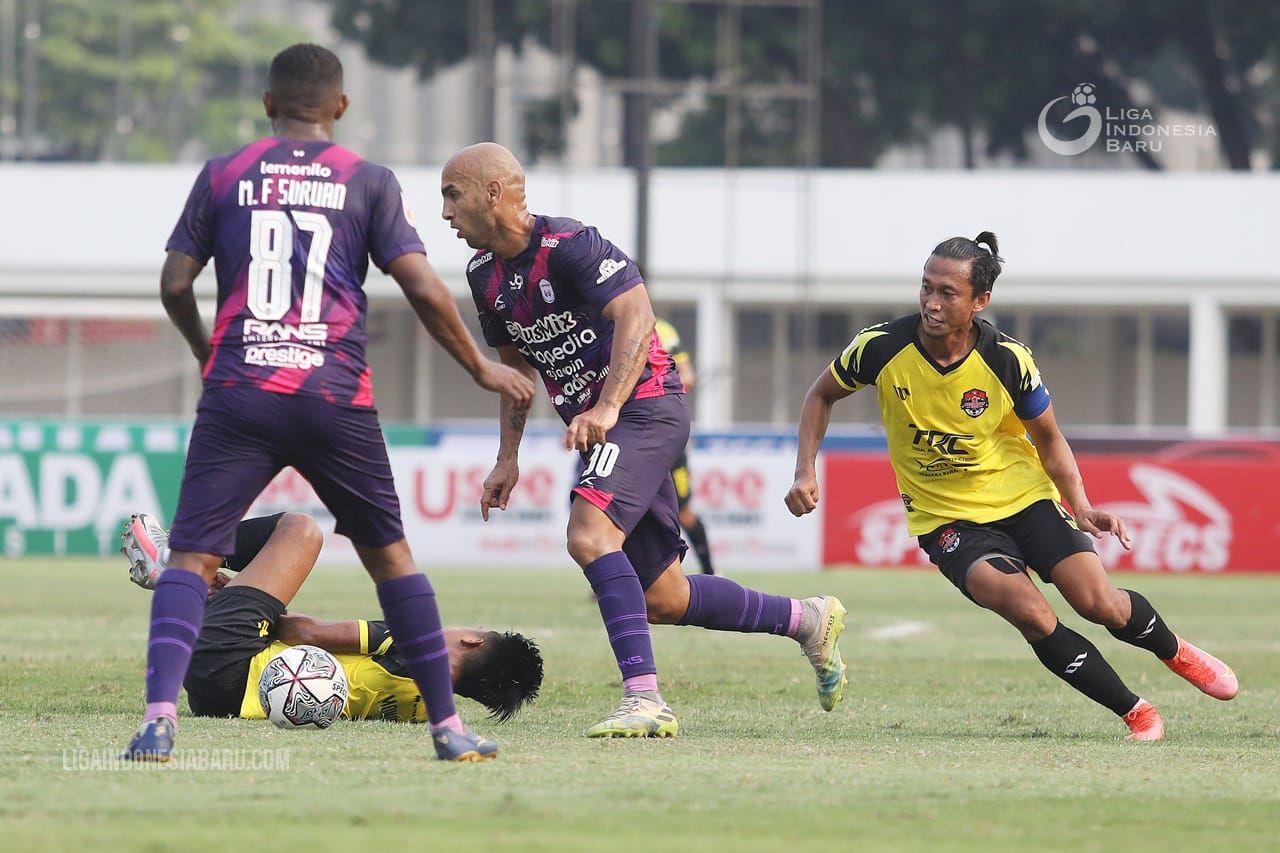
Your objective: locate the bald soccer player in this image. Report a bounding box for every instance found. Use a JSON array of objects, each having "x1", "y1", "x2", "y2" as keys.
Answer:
[{"x1": 440, "y1": 142, "x2": 848, "y2": 738}]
